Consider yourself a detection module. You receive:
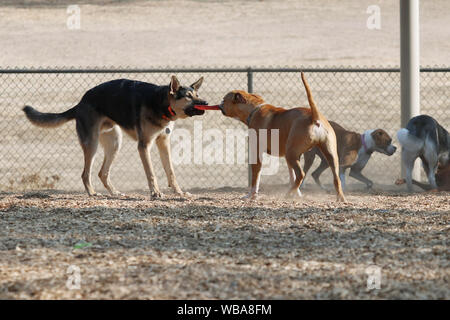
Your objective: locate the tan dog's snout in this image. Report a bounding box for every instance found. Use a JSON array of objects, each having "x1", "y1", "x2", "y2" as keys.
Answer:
[
  {"x1": 217, "y1": 92, "x2": 234, "y2": 117},
  {"x1": 219, "y1": 91, "x2": 244, "y2": 117},
  {"x1": 219, "y1": 91, "x2": 264, "y2": 122}
]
